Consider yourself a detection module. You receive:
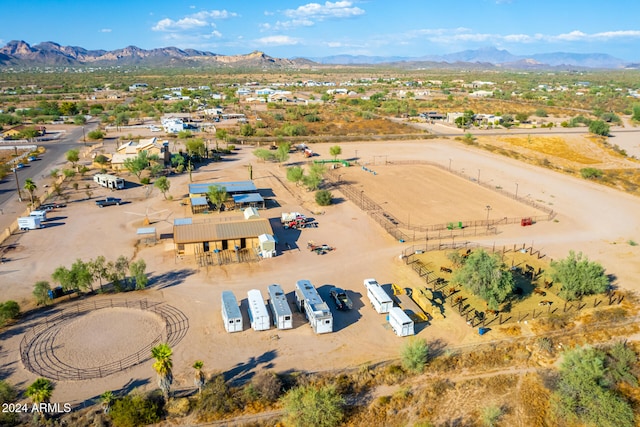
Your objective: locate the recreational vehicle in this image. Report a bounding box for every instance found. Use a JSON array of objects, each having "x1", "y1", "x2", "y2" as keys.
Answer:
[
  {"x1": 387, "y1": 307, "x2": 415, "y2": 337},
  {"x1": 221, "y1": 291, "x2": 243, "y2": 333},
  {"x1": 267, "y1": 284, "x2": 293, "y2": 330},
  {"x1": 364, "y1": 278, "x2": 393, "y2": 314},
  {"x1": 93, "y1": 173, "x2": 125, "y2": 190},
  {"x1": 294, "y1": 280, "x2": 333, "y2": 334},
  {"x1": 247, "y1": 289, "x2": 270, "y2": 331}
]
